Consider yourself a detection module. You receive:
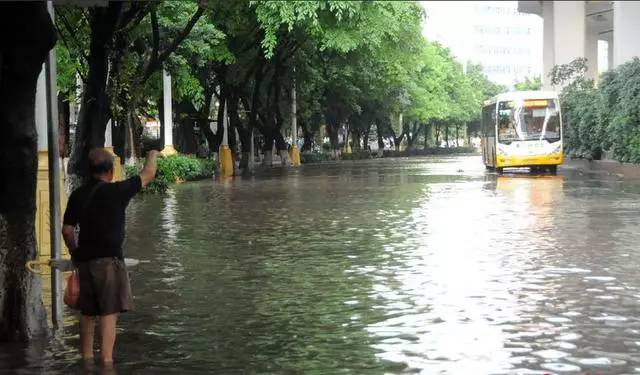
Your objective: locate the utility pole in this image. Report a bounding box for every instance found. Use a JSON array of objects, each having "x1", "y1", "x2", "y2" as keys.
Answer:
[{"x1": 45, "y1": 1, "x2": 63, "y2": 329}]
